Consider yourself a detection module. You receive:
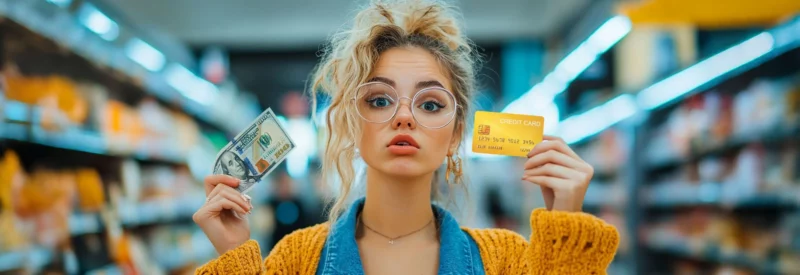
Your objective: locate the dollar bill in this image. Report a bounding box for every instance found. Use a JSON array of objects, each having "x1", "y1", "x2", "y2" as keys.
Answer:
[{"x1": 213, "y1": 108, "x2": 295, "y2": 193}]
